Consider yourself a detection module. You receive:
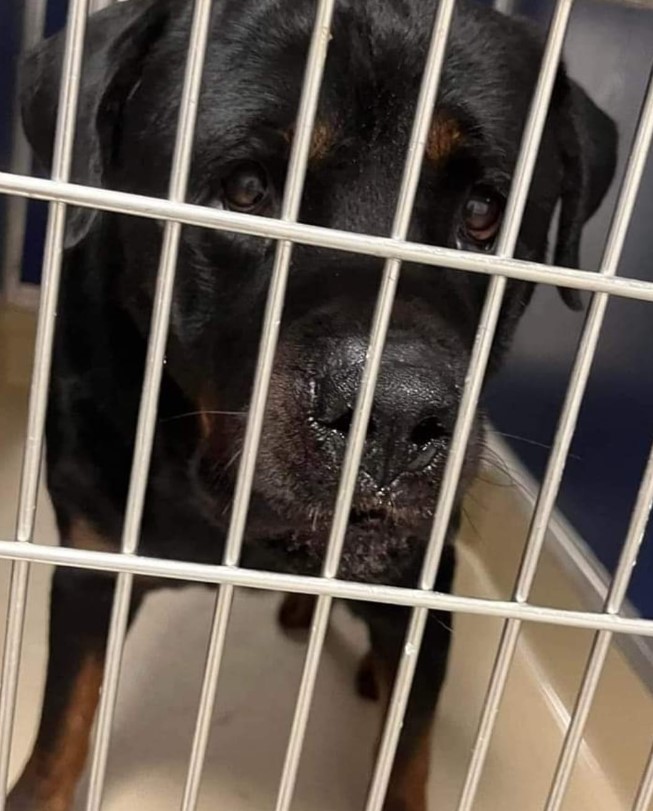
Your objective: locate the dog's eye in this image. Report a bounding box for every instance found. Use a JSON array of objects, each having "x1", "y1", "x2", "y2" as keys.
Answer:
[
  {"x1": 462, "y1": 187, "x2": 504, "y2": 245},
  {"x1": 222, "y1": 162, "x2": 269, "y2": 212}
]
